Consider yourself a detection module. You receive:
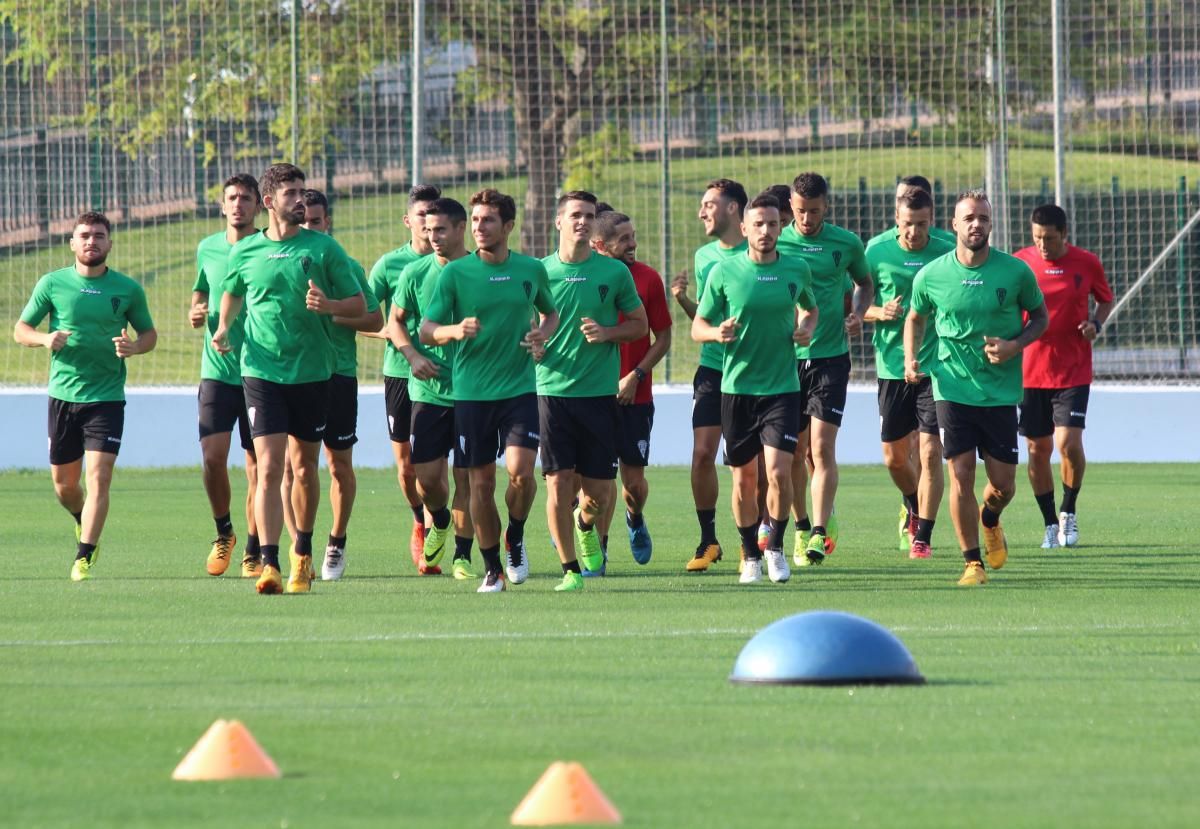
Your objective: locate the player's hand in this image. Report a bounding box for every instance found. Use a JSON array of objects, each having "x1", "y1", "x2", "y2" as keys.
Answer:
[
  {"x1": 792, "y1": 325, "x2": 812, "y2": 346},
  {"x1": 212, "y1": 327, "x2": 231, "y2": 354},
  {"x1": 670, "y1": 270, "x2": 689, "y2": 302},
  {"x1": 580, "y1": 317, "x2": 608, "y2": 343},
  {"x1": 717, "y1": 316, "x2": 740, "y2": 343},
  {"x1": 904, "y1": 359, "x2": 927, "y2": 384},
  {"x1": 408, "y1": 354, "x2": 440, "y2": 380},
  {"x1": 617, "y1": 371, "x2": 638, "y2": 404},
  {"x1": 458, "y1": 317, "x2": 481, "y2": 340},
  {"x1": 880, "y1": 296, "x2": 904, "y2": 321},
  {"x1": 529, "y1": 342, "x2": 547, "y2": 362},
  {"x1": 45, "y1": 330, "x2": 71, "y2": 352},
  {"x1": 305, "y1": 279, "x2": 331, "y2": 313},
  {"x1": 844, "y1": 312, "x2": 863, "y2": 337},
  {"x1": 1078, "y1": 320, "x2": 1099, "y2": 342},
  {"x1": 112, "y1": 329, "x2": 136, "y2": 358},
  {"x1": 983, "y1": 335, "x2": 1019, "y2": 364},
  {"x1": 189, "y1": 302, "x2": 208, "y2": 329}
]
